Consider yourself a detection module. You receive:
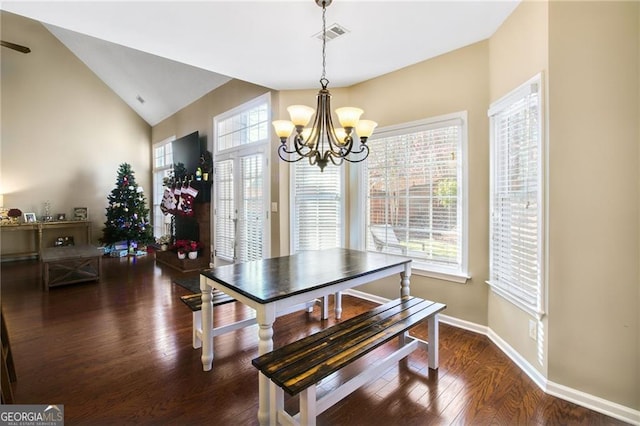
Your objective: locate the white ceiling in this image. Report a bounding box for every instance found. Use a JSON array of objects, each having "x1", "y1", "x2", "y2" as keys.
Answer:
[{"x1": 1, "y1": 1, "x2": 520, "y2": 126}]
